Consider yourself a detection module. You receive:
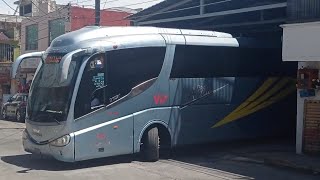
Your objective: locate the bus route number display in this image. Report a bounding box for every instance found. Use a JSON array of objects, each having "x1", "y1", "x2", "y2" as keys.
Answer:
[{"x1": 92, "y1": 73, "x2": 105, "y2": 88}]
